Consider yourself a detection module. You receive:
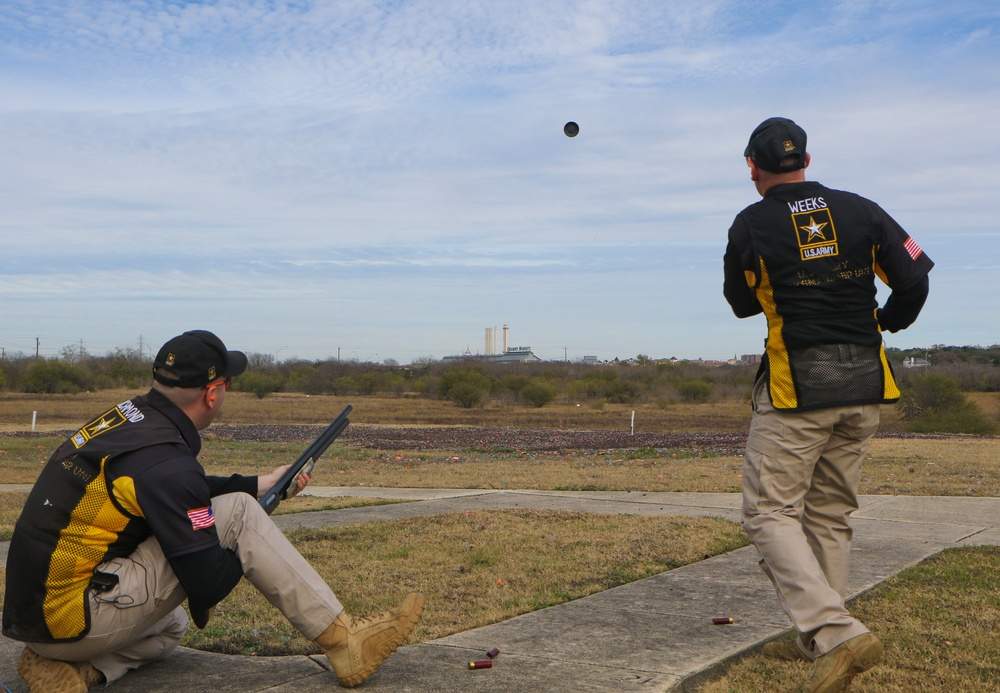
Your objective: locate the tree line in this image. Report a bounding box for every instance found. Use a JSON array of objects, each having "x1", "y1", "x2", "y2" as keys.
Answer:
[{"x1": 0, "y1": 345, "x2": 996, "y2": 434}]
